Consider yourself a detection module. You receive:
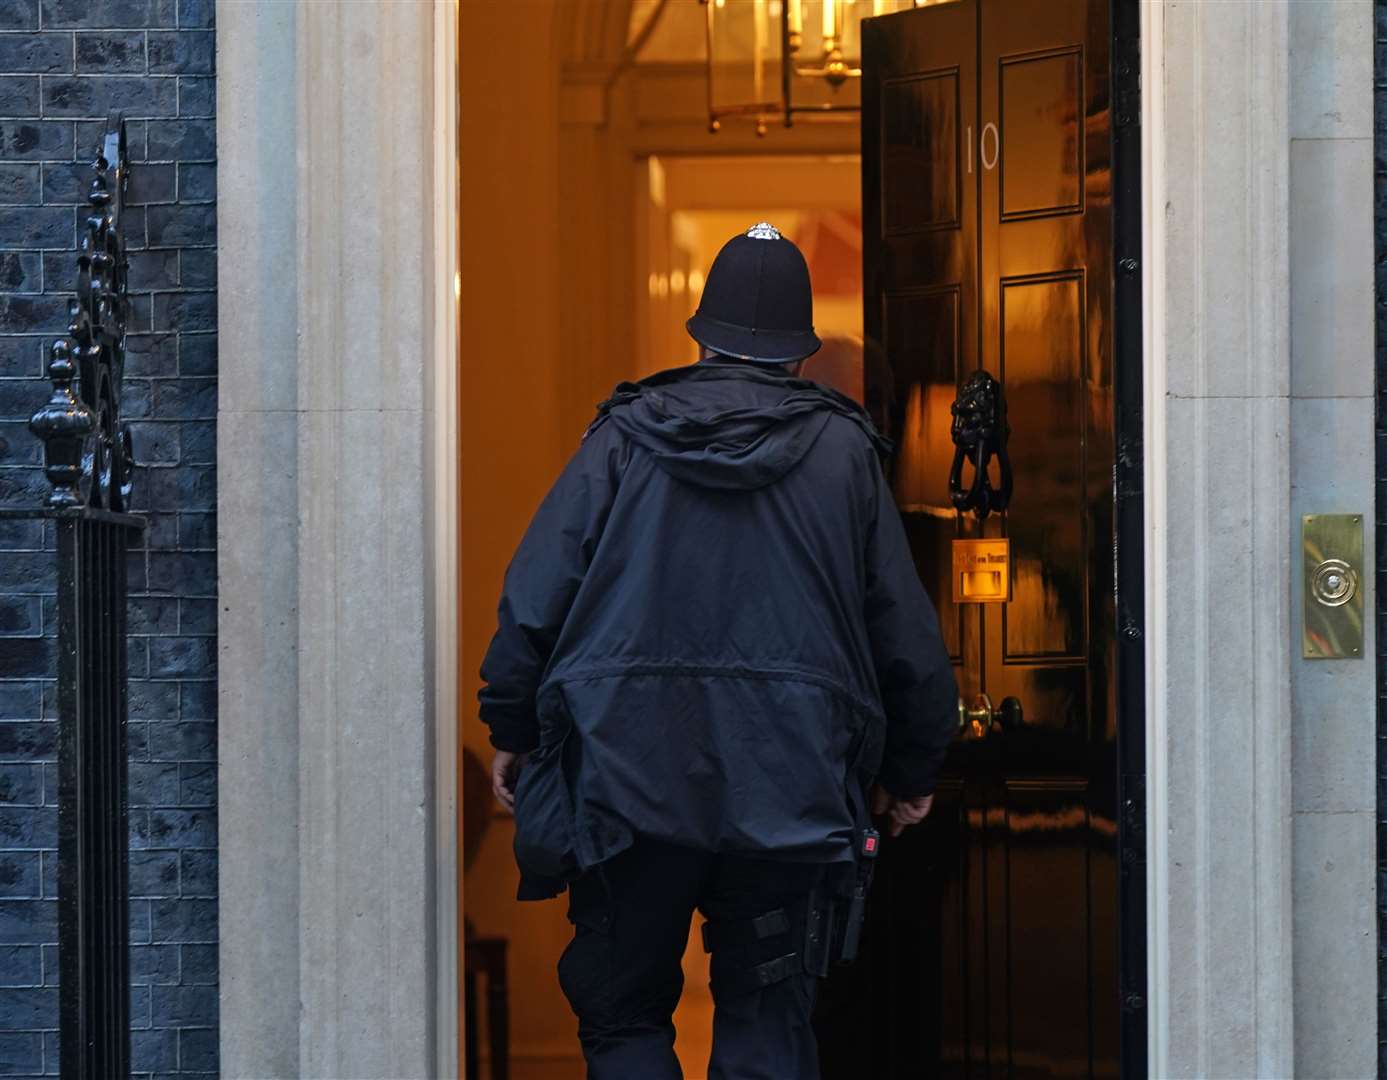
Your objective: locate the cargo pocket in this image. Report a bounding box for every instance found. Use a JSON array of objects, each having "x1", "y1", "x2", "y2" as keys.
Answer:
[{"x1": 513, "y1": 718, "x2": 580, "y2": 886}]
